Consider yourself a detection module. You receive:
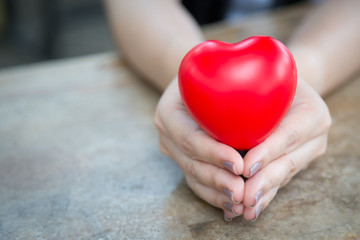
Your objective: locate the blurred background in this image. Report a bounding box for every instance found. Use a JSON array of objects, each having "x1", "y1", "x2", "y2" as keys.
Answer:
[
  {"x1": 0, "y1": 0, "x2": 307, "y2": 70},
  {"x1": 0, "y1": 0, "x2": 115, "y2": 69}
]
